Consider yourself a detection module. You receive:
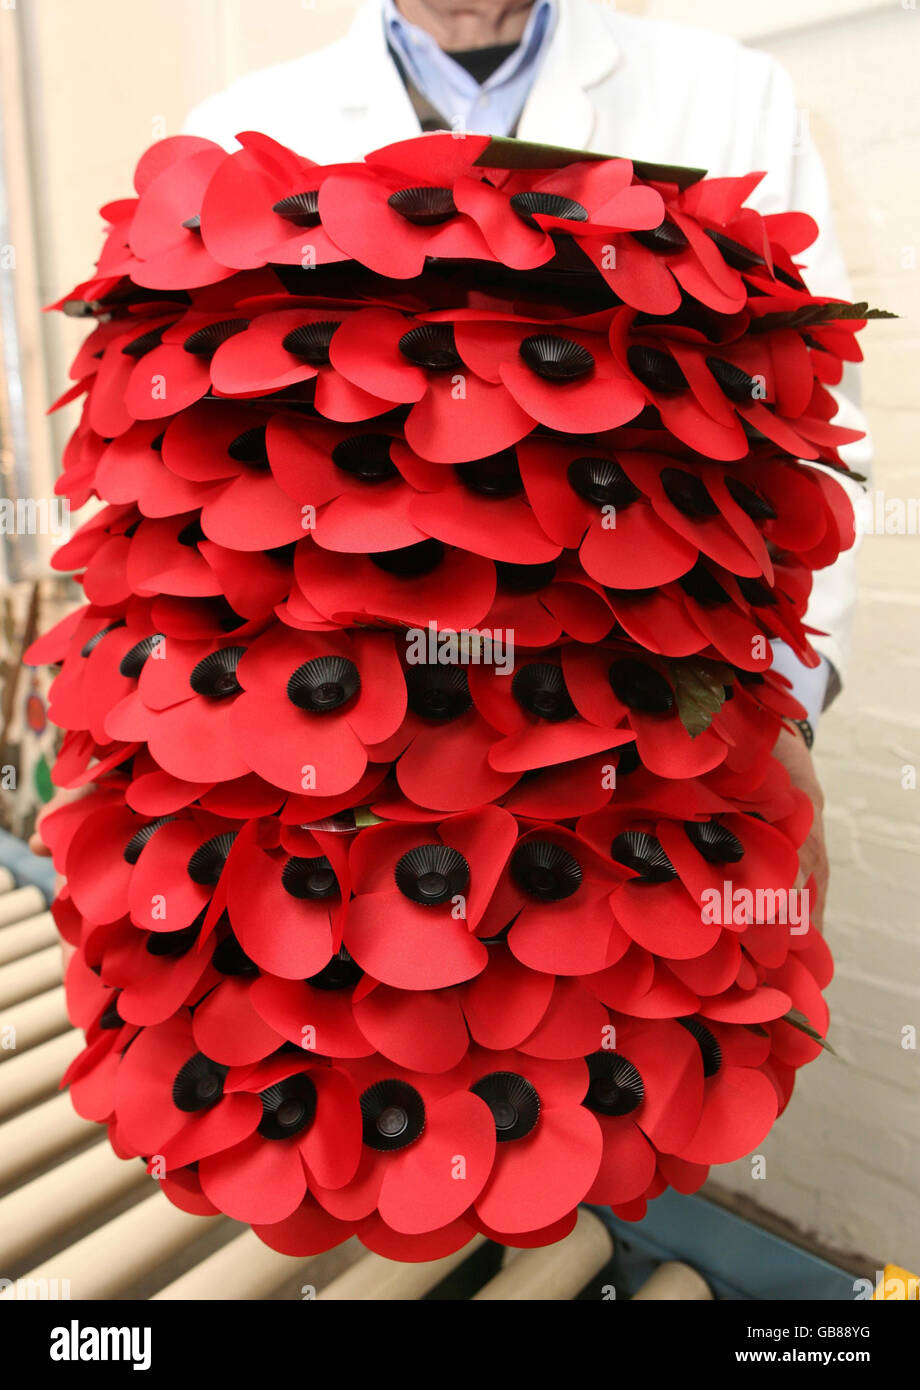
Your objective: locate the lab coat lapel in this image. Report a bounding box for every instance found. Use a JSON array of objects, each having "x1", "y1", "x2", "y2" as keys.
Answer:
[
  {"x1": 331, "y1": 0, "x2": 423, "y2": 150},
  {"x1": 517, "y1": 0, "x2": 621, "y2": 152}
]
